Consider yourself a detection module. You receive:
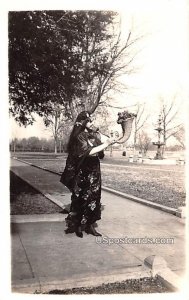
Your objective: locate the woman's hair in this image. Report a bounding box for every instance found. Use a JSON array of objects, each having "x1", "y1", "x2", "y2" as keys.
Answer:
[{"x1": 67, "y1": 111, "x2": 91, "y2": 154}]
